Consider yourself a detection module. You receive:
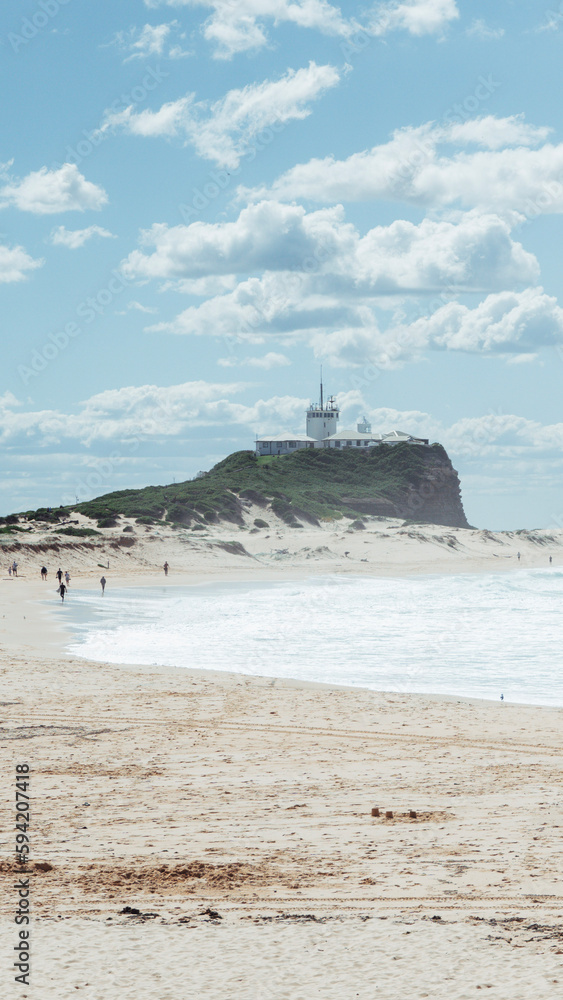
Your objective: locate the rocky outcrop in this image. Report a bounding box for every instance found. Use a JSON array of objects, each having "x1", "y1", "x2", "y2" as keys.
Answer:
[
  {"x1": 401, "y1": 446, "x2": 469, "y2": 528},
  {"x1": 342, "y1": 445, "x2": 470, "y2": 529}
]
